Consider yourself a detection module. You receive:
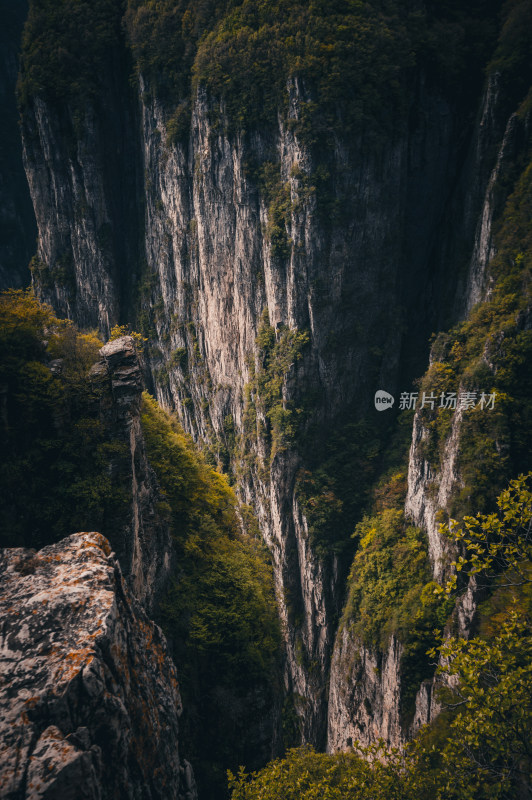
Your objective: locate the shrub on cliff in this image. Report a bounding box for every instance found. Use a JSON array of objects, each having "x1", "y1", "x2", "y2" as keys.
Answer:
[
  {"x1": 230, "y1": 474, "x2": 532, "y2": 800},
  {"x1": 0, "y1": 289, "x2": 130, "y2": 549},
  {"x1": 141, "y1": 393, "x2": 282, "y2": 795},
  {"x1": 228, "y1": 744, "x2": 417, "y2": 800}
]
